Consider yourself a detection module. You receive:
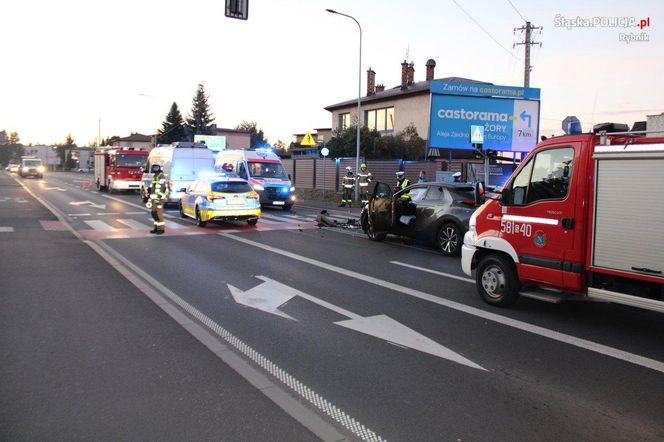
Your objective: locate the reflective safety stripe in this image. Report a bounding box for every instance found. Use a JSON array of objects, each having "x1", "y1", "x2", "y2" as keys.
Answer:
[
  {"x1": 359, "y1": 183, "x2": 369, "y2": 187},
  {"x1": 155, "y1": 222, "x2": 166, "y2": 226}
]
